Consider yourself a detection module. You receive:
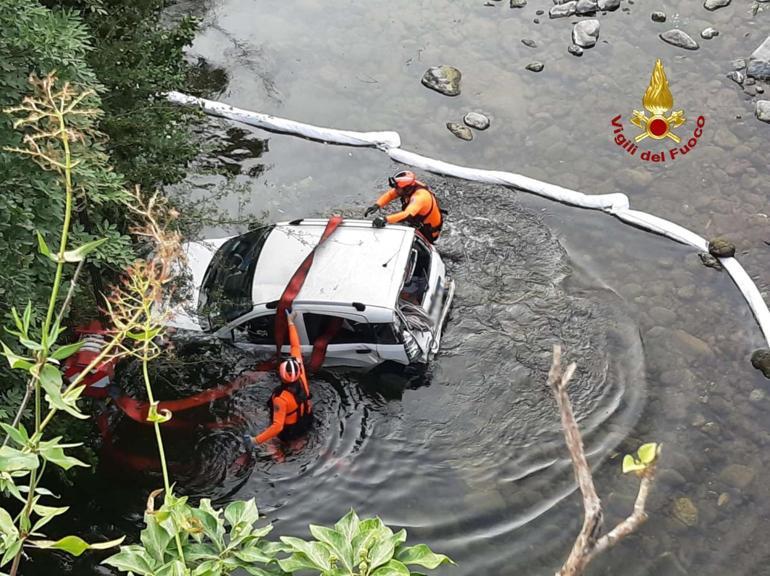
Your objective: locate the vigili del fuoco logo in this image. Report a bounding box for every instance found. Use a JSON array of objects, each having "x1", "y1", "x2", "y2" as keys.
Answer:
[{"x1": 610, "y1": 59, "x2": 705, "y2": 163}]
